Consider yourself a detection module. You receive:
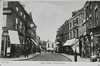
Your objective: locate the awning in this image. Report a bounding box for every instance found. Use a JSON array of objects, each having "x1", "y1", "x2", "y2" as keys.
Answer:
[
  {"x1": 63, "y1": 38, "x2": 77, "y2": 46},
  {"x1": 31, "y1": 39, "x2": 38, "y2": 46},
  {"x1": 63, "y1": 38, "x2": 79, "y2": 53},
  {"x1": 72, "y1": 39, "x2": 79, "y2": 53},
  {"x1": 8, "y1": 30, "x2": 20, "y2": 44}
]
